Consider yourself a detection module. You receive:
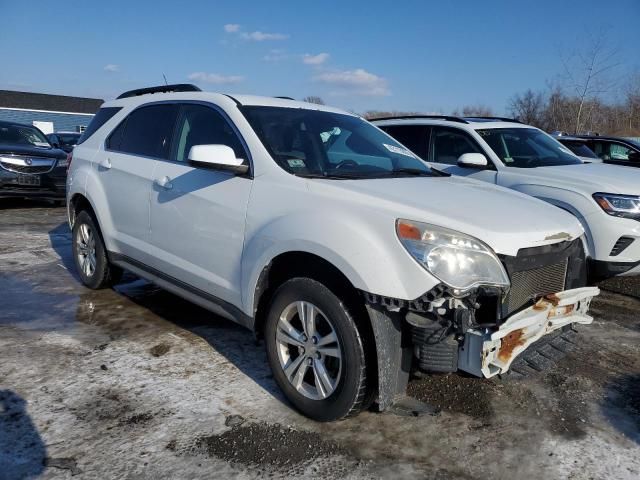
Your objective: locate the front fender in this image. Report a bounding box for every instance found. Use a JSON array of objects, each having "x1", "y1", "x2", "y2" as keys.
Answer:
[
  {"x1": 509, "y1": 183, "x2": 597, "y2": 257},
  {"x1": 240, "y1": 211, "x2": 438, "y2": 317}
]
